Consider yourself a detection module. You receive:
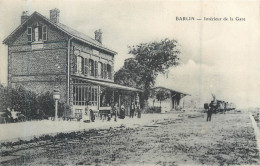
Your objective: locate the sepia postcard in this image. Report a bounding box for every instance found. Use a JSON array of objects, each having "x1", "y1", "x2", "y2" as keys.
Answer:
[{"x1": 0, "y1": 0, "x2": 260, "y2": 165}]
